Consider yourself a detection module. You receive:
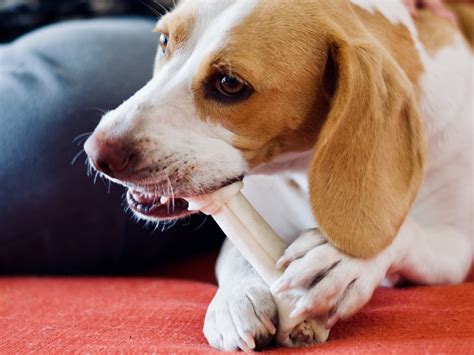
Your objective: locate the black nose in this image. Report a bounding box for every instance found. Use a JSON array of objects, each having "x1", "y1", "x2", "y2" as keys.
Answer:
[{"x1": 84, "y1": 135, "x2": 132, "y2": 178}]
